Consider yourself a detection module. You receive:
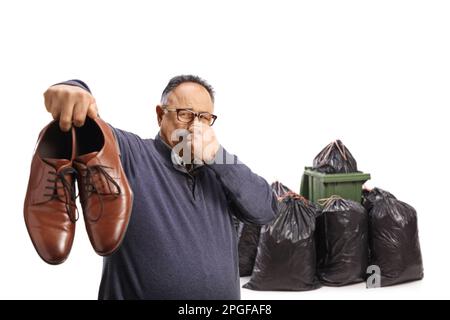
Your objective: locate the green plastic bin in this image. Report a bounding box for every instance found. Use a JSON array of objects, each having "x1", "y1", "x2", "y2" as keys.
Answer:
[{"x1": 300, "y1": 167, "x2": 370, "y2": 204}]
